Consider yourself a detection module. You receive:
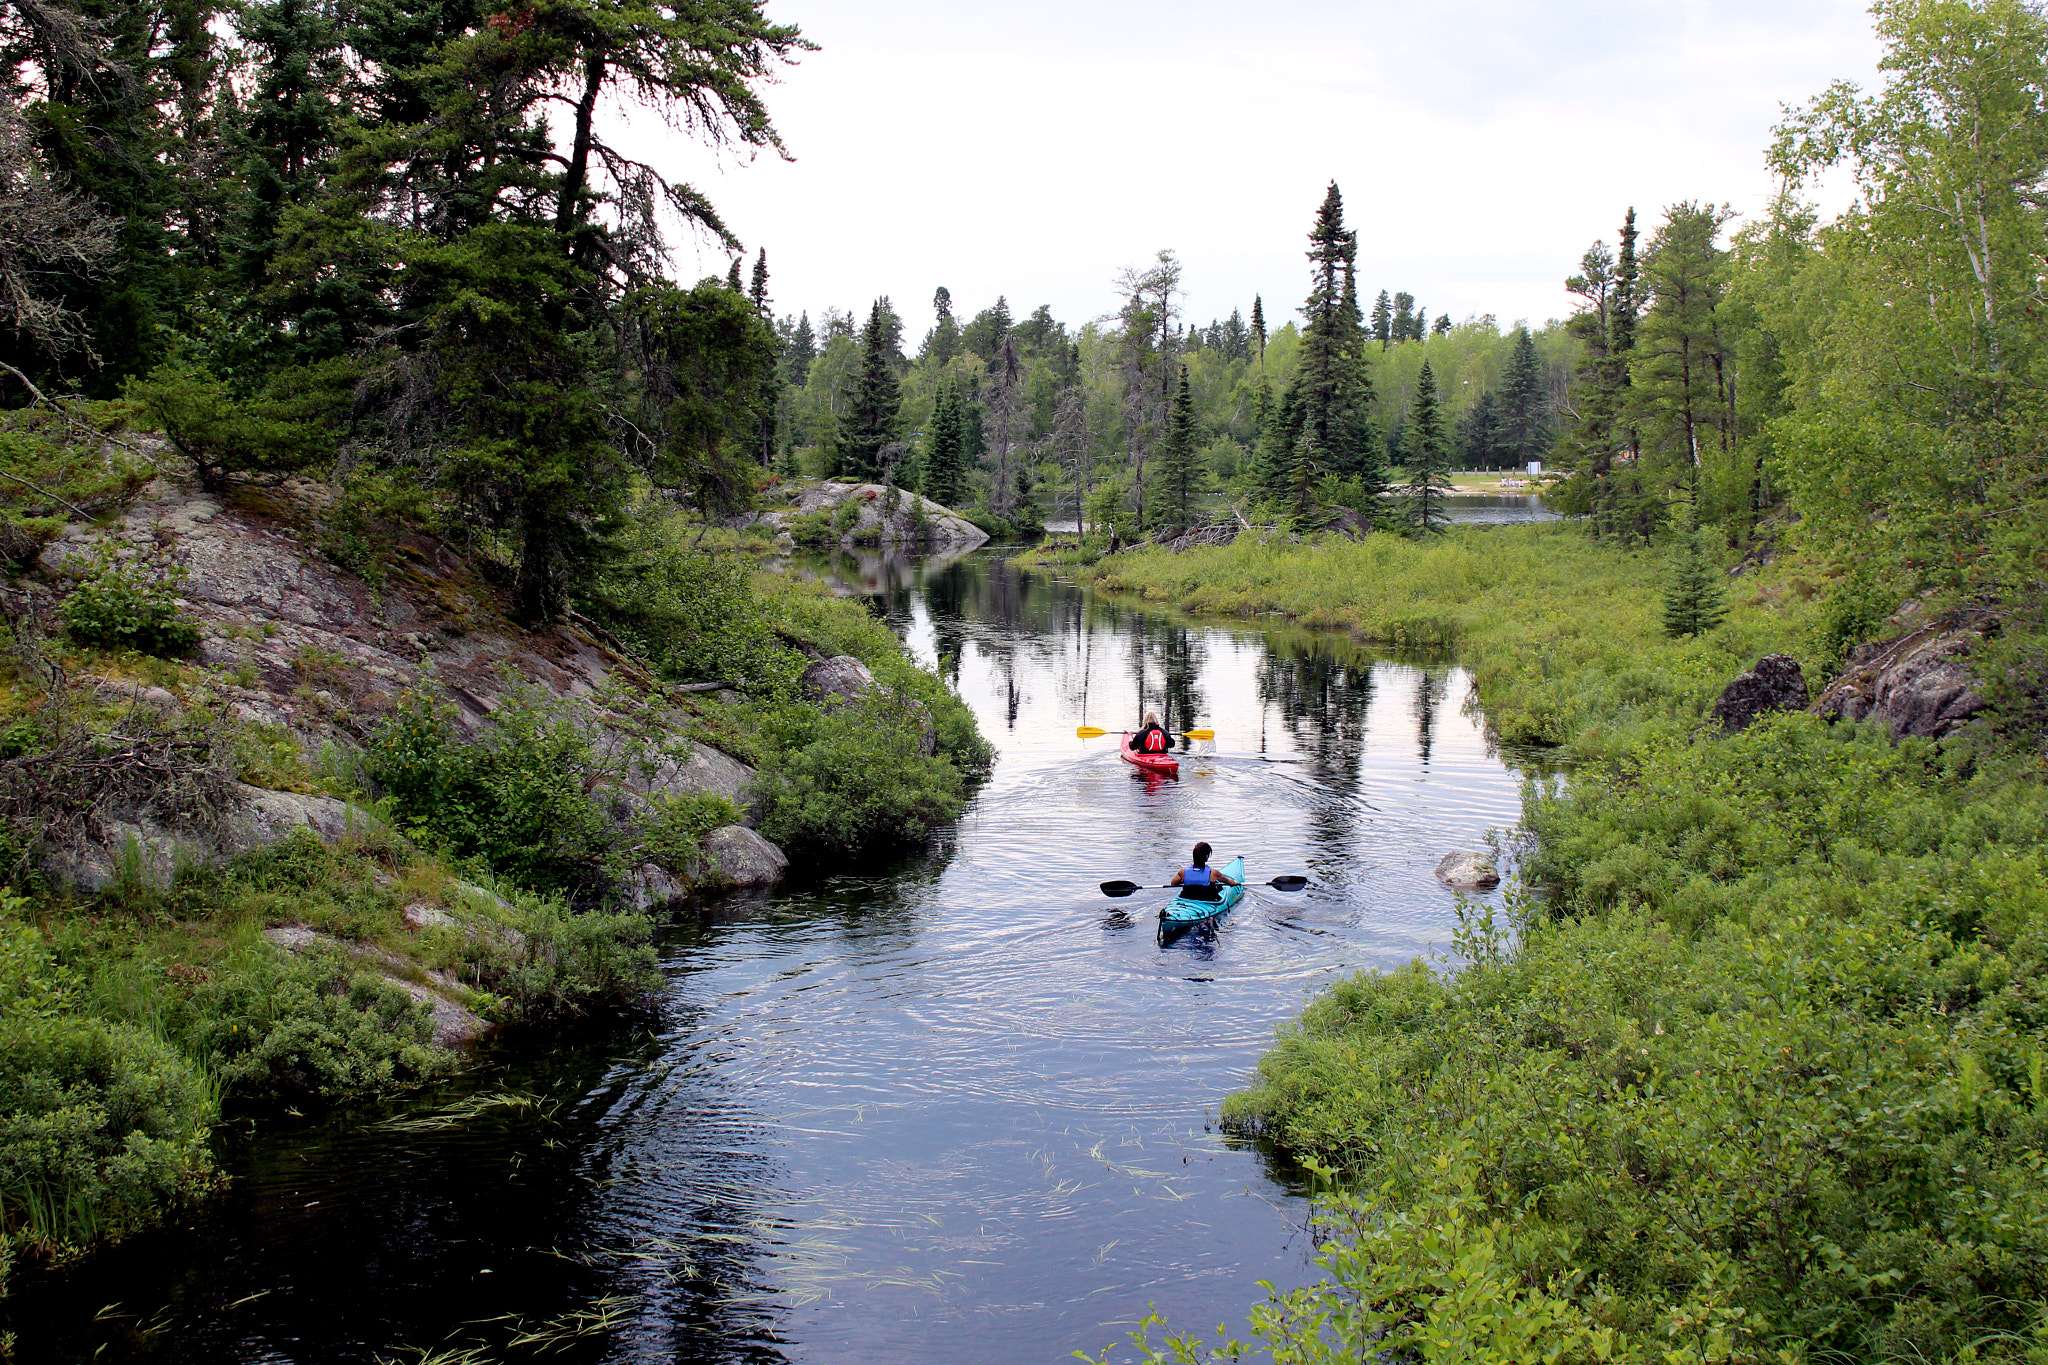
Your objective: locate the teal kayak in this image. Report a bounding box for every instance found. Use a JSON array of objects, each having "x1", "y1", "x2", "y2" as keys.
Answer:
[{"x1": 1160, "y1": 855, "x2": 1245, "y2": 927}]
